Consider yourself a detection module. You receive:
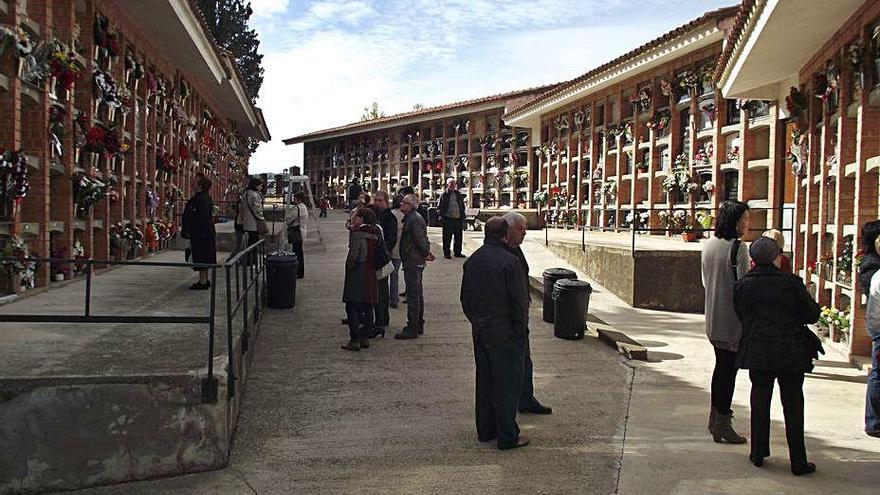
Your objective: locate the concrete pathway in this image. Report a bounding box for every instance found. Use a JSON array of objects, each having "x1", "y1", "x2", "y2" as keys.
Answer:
[
  {"x1": 459, "y1": 226, "x2": 880, "y2": 494},
  {"x1": 68, "y1": 211, "x2": 630, "y2": 494}
]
